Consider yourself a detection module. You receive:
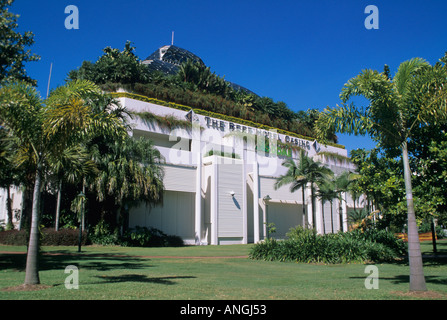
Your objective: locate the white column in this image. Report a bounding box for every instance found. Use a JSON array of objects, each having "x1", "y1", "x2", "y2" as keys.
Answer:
[
  {"x1": 194, "y1": 152, "x2": 202, "y2": 245},
  {"x1": 342, "y1": 192, "x2": 348, "y2": 232},
  {"x1": 306, "y1": 183, "x2": 313, "y2": 229},
  {"x1": 211, "y1": 158, "x2": 218, "y2": 245},
  {"x1": 242, "y1": 158, "x2": 248, "y2": 244},
  {"x1": 315, "y1": 195, "x2": 323, "y2": 234},
  {"x1": 253, "y1": 161, "x2": 260, "y2": 243},
  {"x1": 0, "y1": 188, "x2": 5, "y2": 224}
]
